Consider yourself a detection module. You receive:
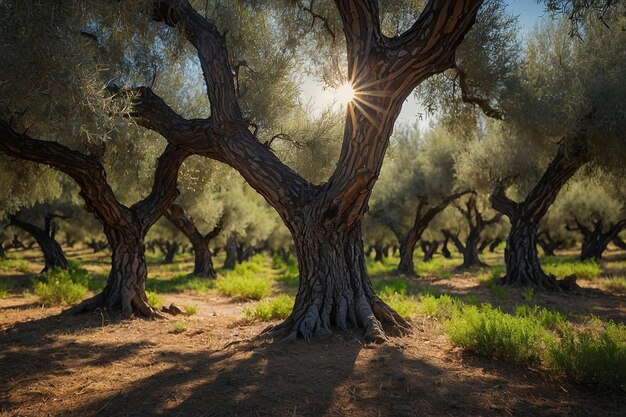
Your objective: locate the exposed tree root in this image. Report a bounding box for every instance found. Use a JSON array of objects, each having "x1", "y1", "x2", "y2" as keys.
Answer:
[{"x1": 64, "y1": 291, "x2": 165, "y2": 319}]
